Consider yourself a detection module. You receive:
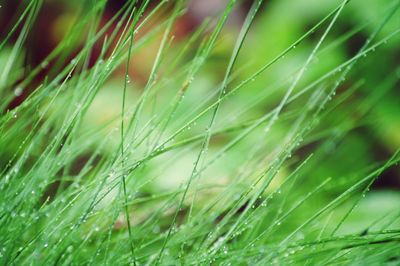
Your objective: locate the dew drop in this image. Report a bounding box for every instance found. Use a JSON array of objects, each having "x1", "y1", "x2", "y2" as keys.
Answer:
[
  {"x1": 14, "y1": 87, "x2": 23, "y2": 96},
  {"x1": 41, "y1": 61, "x2": 49, "y2": 68}
]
